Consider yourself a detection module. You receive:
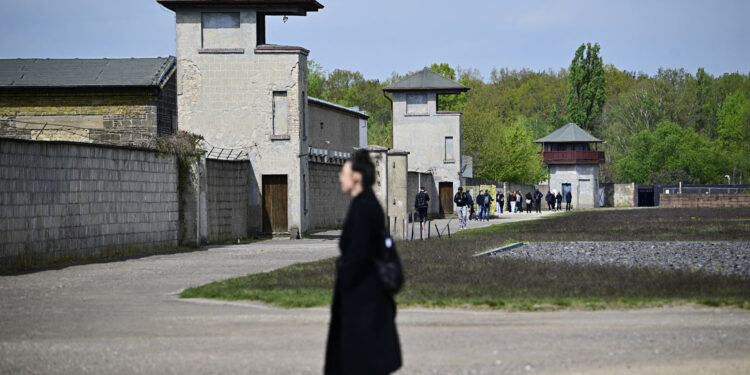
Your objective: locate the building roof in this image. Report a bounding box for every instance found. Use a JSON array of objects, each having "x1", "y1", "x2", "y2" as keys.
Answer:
[
  {"x1": 383, "y1": 68, "x2": 469, "y2": 93},
  {"x1": 0, "y1": 57, "x2": 176, "y2": 89},
  {"x1": 534, "y1": 123, "x2": 603, "y2": 143},
  {"x1": 157, "y1": 0, "x2": 323, "y2": 14},
  {"x1": 308, "y1": 97, "x2": 369, "y2": 120}
]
